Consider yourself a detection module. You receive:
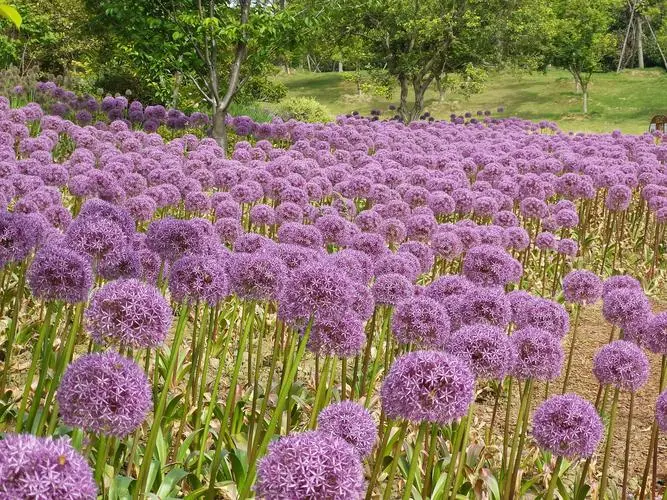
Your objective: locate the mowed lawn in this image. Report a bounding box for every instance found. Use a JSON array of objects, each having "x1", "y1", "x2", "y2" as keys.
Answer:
[{"x1": 273, "y1": 68, "x2": 667, "y2": 134}]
